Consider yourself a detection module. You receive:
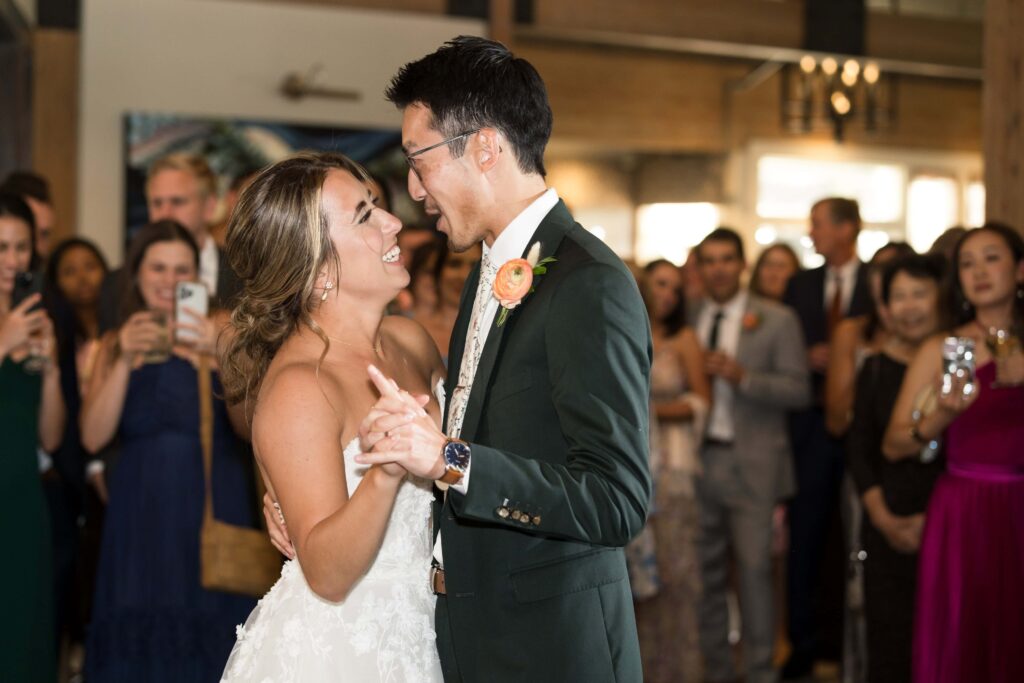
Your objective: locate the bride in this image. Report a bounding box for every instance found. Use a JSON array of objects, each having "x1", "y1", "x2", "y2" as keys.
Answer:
[{"x1": 218, "y1": 152, "x2": 445, "y2": 682}]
